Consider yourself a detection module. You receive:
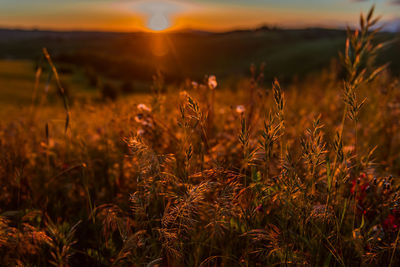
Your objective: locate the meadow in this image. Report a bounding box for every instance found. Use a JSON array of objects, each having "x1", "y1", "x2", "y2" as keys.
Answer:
[{"x1": 1, "y1": 7, "x2": 400, "y2": 266}]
